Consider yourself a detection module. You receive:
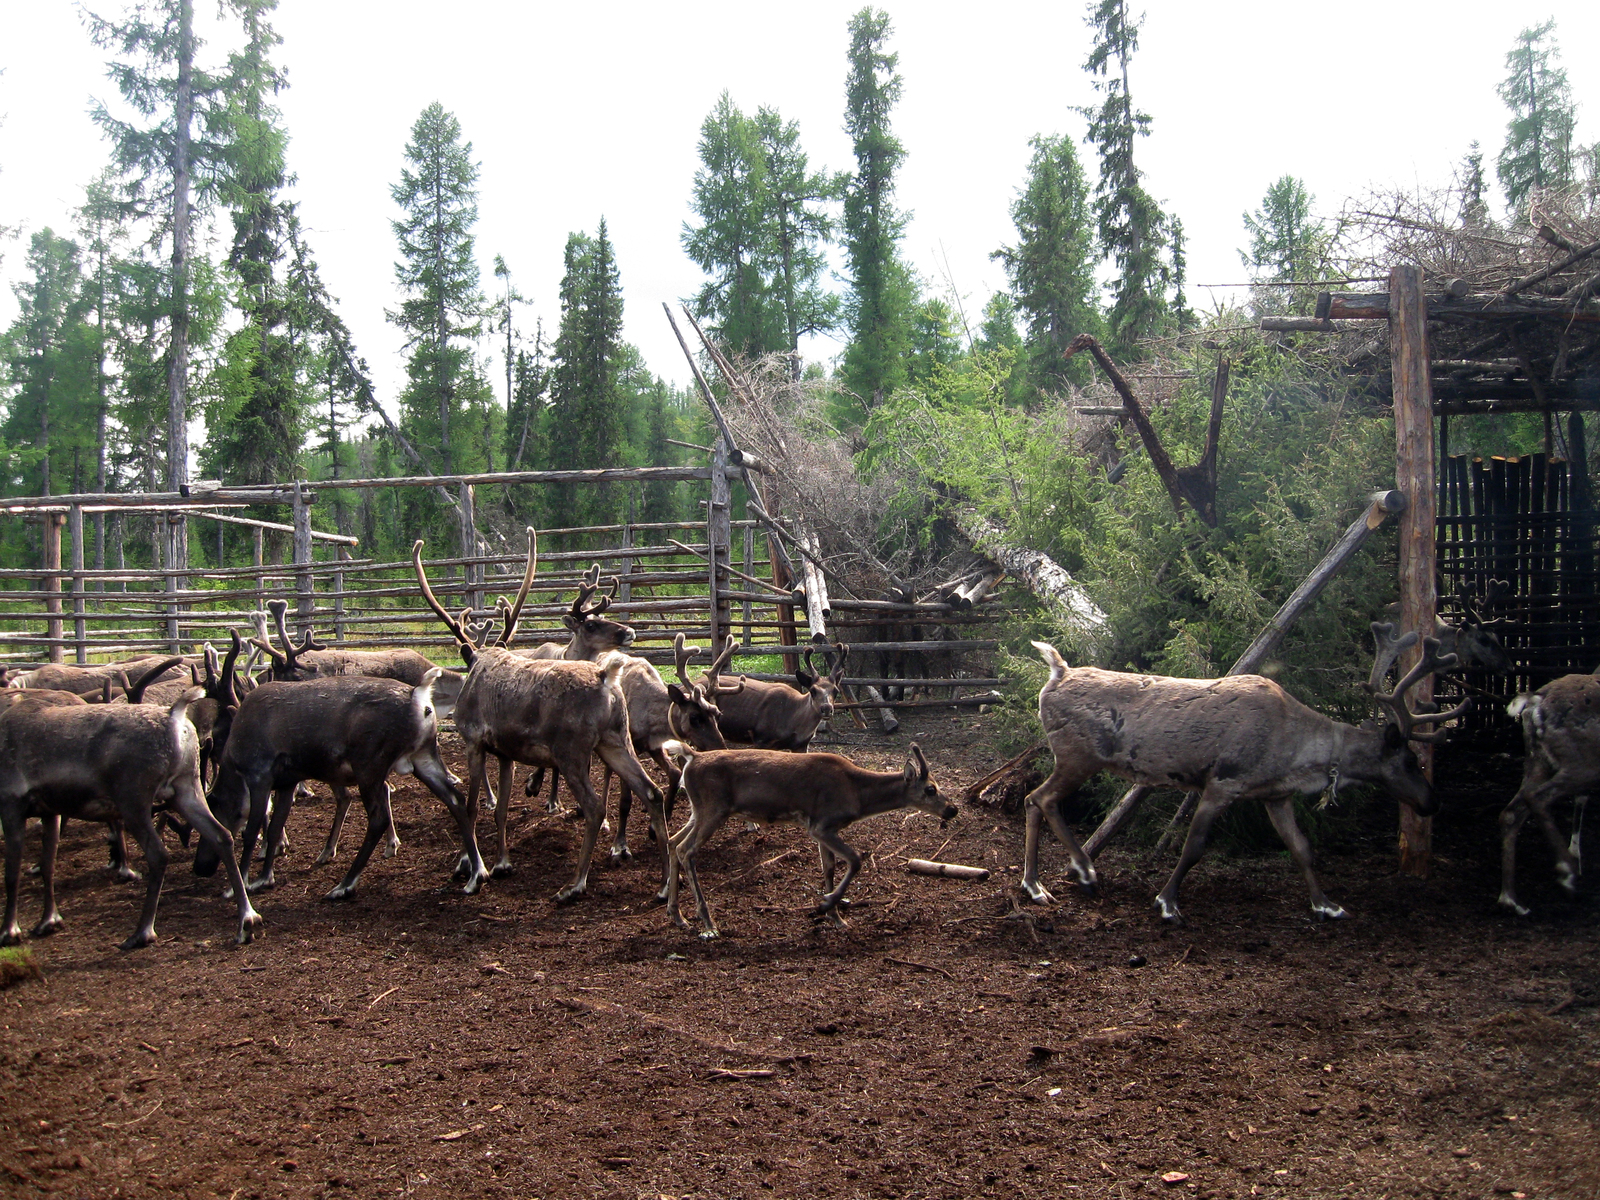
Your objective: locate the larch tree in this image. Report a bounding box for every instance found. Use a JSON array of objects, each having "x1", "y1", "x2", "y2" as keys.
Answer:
[
  {"x1": 1240, "y1": 175, "x2": 1329, "y2": 316},
  {"x1": 1497, "y1": 19, "x2": 1577, "y2": 215},
  {"x1": 993, "y1": 133, "x2": 1100, "y2": 396},
  {"x1": 1080, "y1": 0, "x2": 1169, "y2": 358},
  {"x1": 389, "y1": 102, "x2": 485, "y2": 478},
  {"x1": 841, "y1": 6, "x2": 915, "y2": 415}
]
